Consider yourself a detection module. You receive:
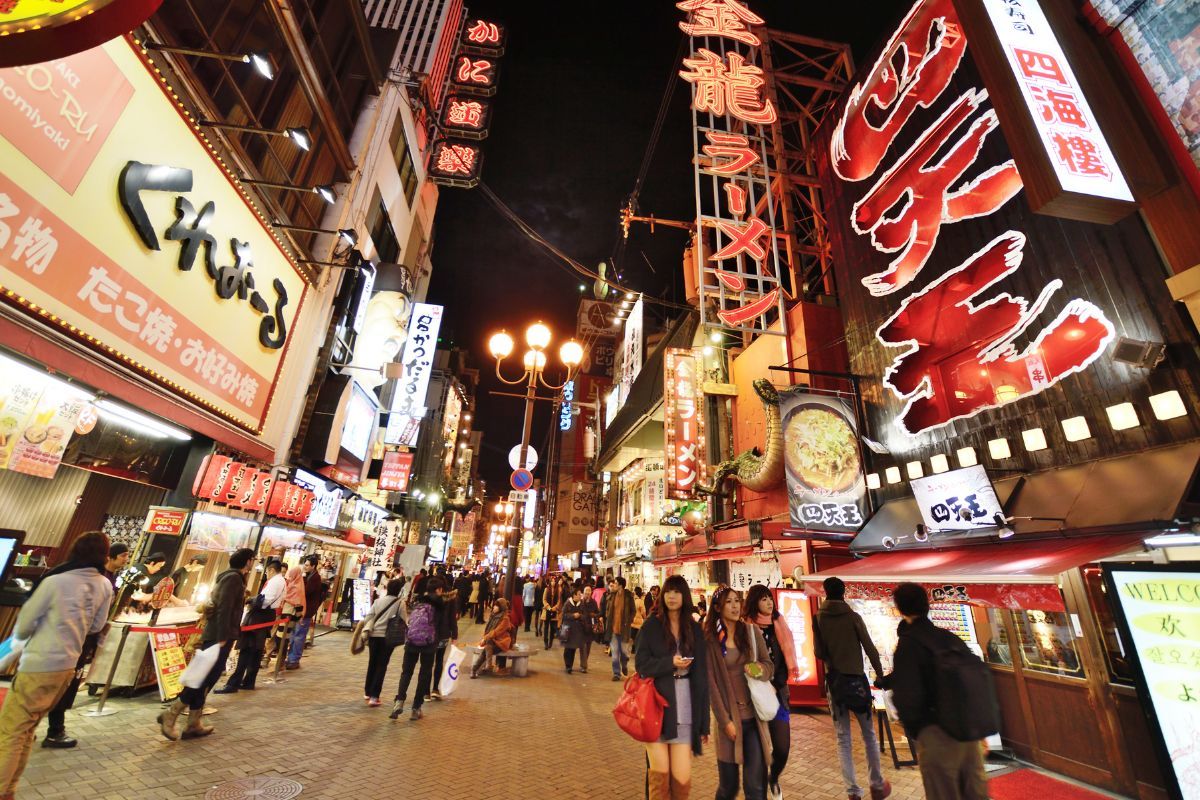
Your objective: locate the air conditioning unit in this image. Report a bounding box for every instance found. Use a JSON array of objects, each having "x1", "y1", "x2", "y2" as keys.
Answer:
[{"x1": 1111, "y1": 337, "x2": 1166, "y2": 369}]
